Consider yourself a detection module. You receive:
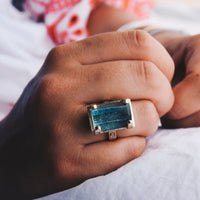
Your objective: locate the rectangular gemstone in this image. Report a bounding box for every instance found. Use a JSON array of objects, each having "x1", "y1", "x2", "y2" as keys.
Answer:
[{"x1": 87, "y1": 99, "x2": 134, "y2": 135}]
